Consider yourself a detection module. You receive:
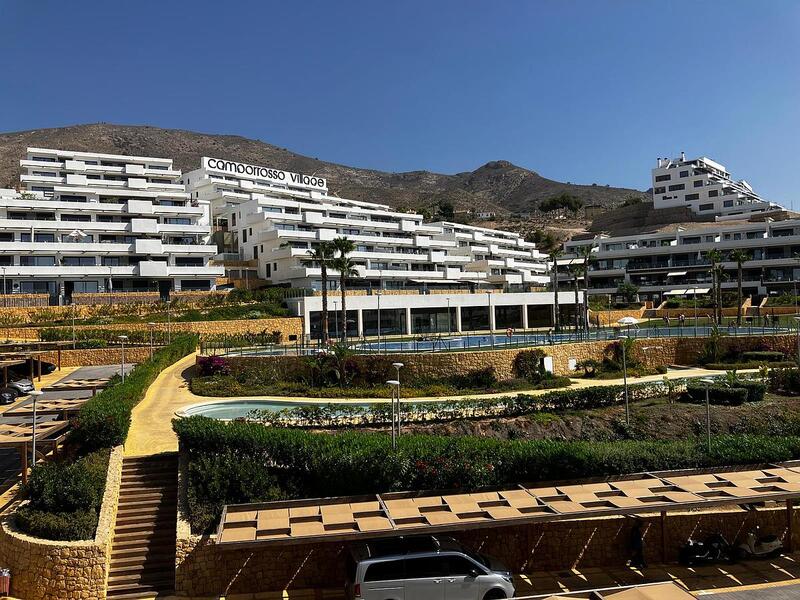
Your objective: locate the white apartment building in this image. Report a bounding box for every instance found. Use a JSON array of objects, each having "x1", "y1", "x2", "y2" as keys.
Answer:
[
  {"x1": 652, "y1": 153, "x2": 778, "y2": 217},
  {"x1": 11, "y1": 148, "x2": 221, "y2": 302},
  {"x1": 183, "y1": 157, "x2": 551, "y2": 292}
]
